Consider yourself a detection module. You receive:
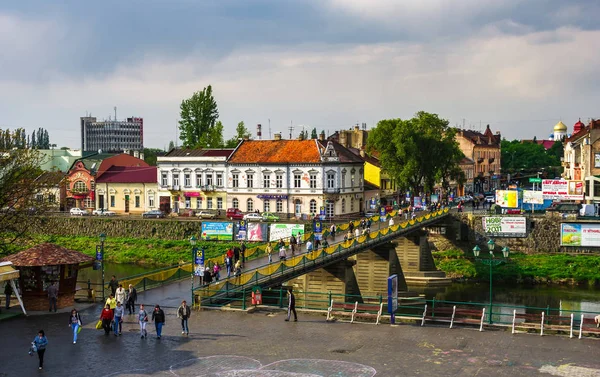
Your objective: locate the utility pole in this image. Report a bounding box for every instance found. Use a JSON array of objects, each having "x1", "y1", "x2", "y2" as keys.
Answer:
[
  {"x1": 288, "y1": 122, "x2": 294, "y2": 140},
  {"x1": 268, "y1": 119, "x2": 272, "y2": 139}
]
